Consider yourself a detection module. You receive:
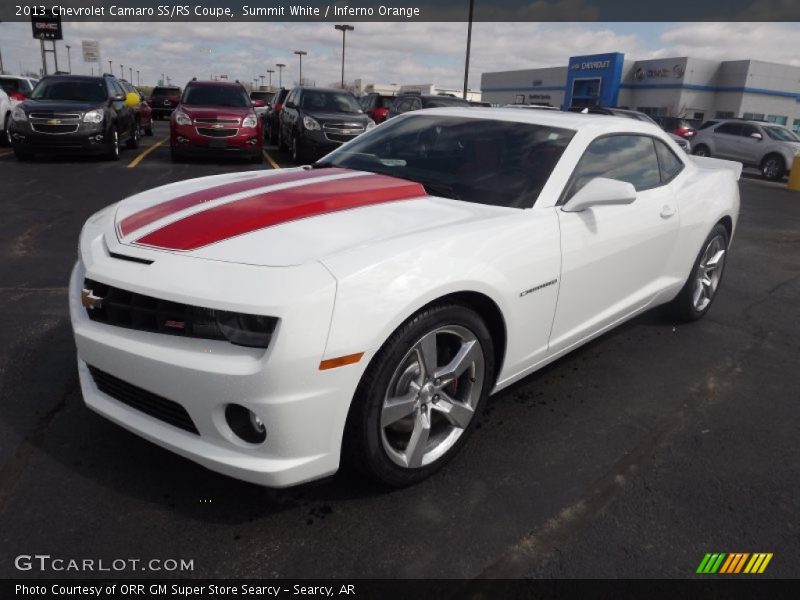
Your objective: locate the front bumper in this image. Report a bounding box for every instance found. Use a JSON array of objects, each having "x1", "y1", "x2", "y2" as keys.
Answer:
[
  {"x1": 171, "y1": 124, "x2": 262, "y2": 158},
  {"x1": 69, "y1": 252, "x2": 361, "y2": 488},
  {"x1": 9, "y1": 123, "x2": 108, "y2": 155}
]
